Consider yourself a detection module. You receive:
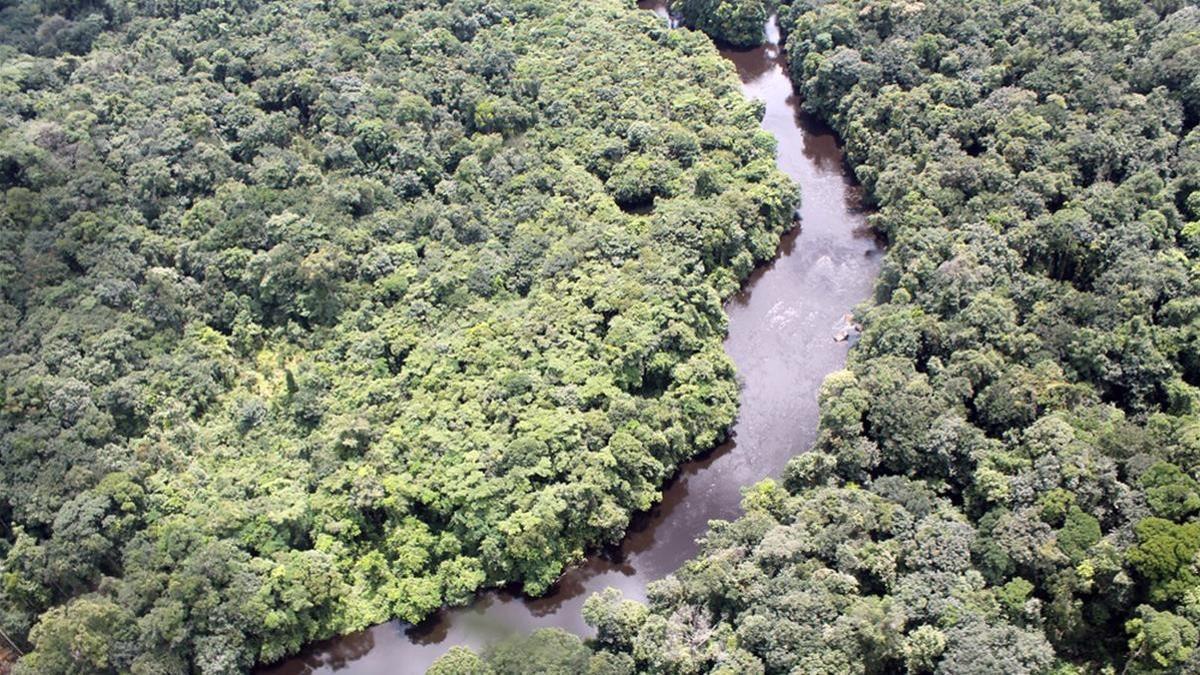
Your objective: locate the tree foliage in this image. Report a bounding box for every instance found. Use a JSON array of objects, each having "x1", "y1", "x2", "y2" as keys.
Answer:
[
  {"x1": 756, "y1": 0, "x2": 1200, "y2": 666},
  {"x1": 671, "y1": 0, "x2": 774, "y2": 48},
  {"x1": 0, "y1": 0, "x2": 796, "y2": 670},
  {"x1": 469, "y1": 0, "x2": 1200, "y2": 672}
]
